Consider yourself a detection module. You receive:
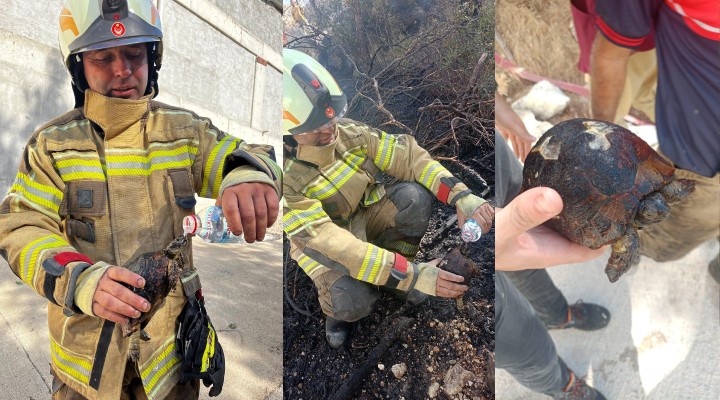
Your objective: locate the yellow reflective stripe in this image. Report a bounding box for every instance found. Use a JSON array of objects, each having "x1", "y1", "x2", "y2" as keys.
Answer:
[
  {"x1": 304, "y1": 153, "x2": 364, "y2": 200},
  {"x1": 373, "y1": 131, "x2": 396, "y2": 171},
  {"x1": 419, "y1": 161, "x2": 446, "y2": 190},
  {"x1": 10, "y1": 172, "x2": 63, "y2": 213},
  {"x1": 39, "y1": 120, "x2": 90, "y2": 135},
  {"x1": 367, "y1": 248, "x2": 389, "y2": 283},
  {"x1": 55, "y1": 158, "x2": 106, "y2": 181},
  {"x1": 297, "y1": 254, "x2": 323, "y2": 276},
  {"x1": 384, "y1": 240, "x2": 418, "y2": 257},
  {"x1": 106, "y1": 145, "x2": 197, "y2": 176},
  {"x1": 50, "y1": 338, "x2": 91, "y2": 385},
  {"x1": 283, "y1": 203, "x2": 330, "y2": 235},
  {"x1": 141, "y1": 337, "x2": 182, "y2": 395},
  {"x1": 60, "y1": 171, "x2": 107, "y2": 181},
  {"x1": 357, "y1": 245, "x2": 386, "y2": 283},
  {"x1": 201, "y1": 323, "x2": 216, "y2": 373},
  {"x1": 201, "y1": 136, "x2": 241, "y2": 198},
  {"x1": 55, "y1": 158, "x2": 102, "y2": 168},
  {"x1": 363, "y1": 186, "x2": 384, "y2": 206},
  {"x1": 256, "y1": 153, "x2": 282, "y2": 180},
  {"x1": 18, "y1": 235, "x2": 69, "y2": 285}
]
